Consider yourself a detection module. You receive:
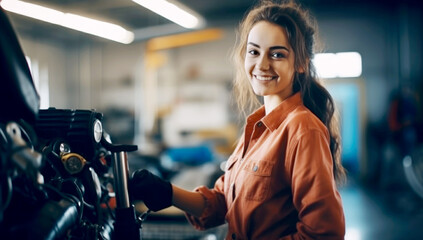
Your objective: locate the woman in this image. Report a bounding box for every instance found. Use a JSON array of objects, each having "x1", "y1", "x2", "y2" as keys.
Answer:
[{"x1": 130, "y1": 1, "x2": 346, "y2": 239}]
